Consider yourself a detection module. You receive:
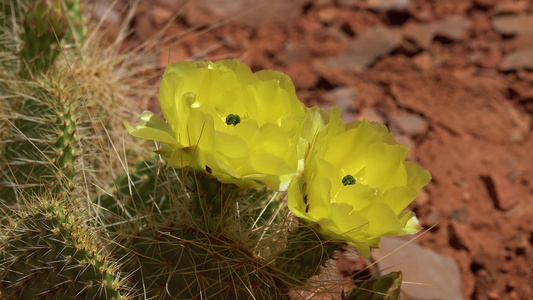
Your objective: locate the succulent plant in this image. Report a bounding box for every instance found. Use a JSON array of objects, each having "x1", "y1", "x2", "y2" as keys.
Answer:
[
  {"x1": 342, "y1": 272, "x2": 402, "y2": 300},
  {"x1": 20, "y1": 0, "x2": 68, "y2": 77},
  {"x1": 0, "y1": 197, "x2": 126, "y2": 299},
  {"x1": 0, "y1": 83, "x2": 80, "y2": 205}
]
